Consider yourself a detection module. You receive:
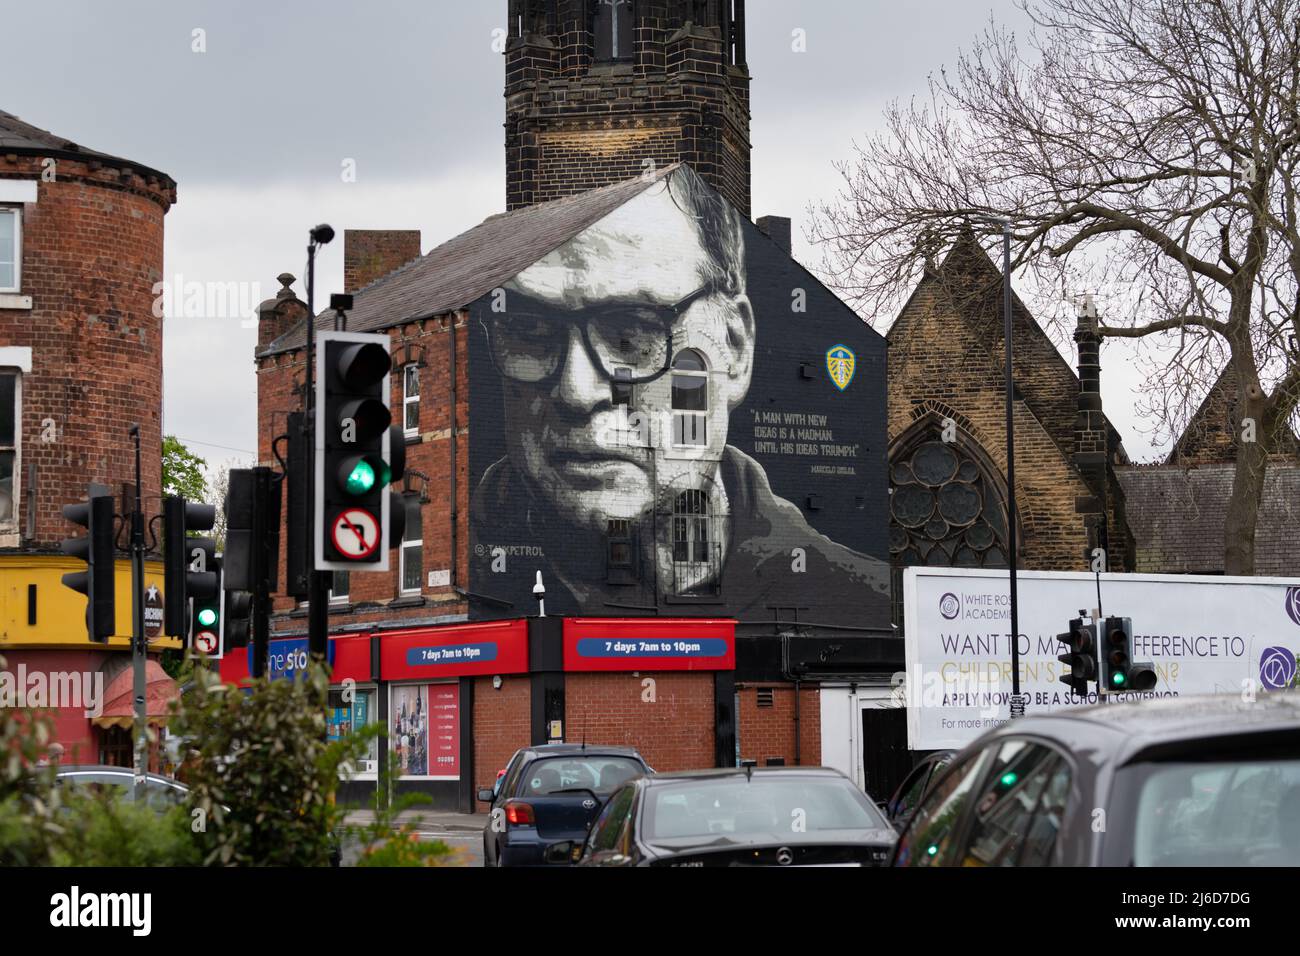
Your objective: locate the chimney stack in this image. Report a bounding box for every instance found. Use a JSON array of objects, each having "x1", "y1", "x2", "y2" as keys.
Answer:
[
  {"x1": 756, "y1": 215, "x2": 792, "y2": 255},
  {"x1": 256, "y1": 273, "x2": 307, "y2": 352},
  {"x1": 343, "y1": 230, "x2": 422, "y2": 294}
]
